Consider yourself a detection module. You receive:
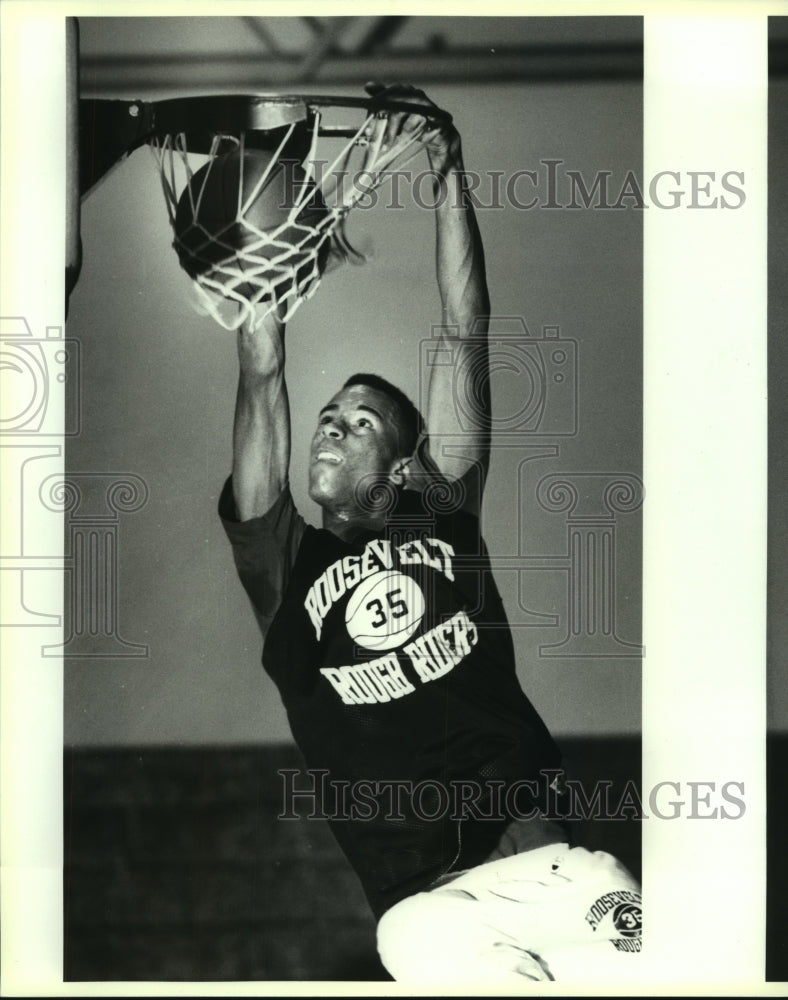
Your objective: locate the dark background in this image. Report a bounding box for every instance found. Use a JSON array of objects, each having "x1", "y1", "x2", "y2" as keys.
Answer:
[{"x1": 64, "y1": 737, "x2": 642, "y2": 980}]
